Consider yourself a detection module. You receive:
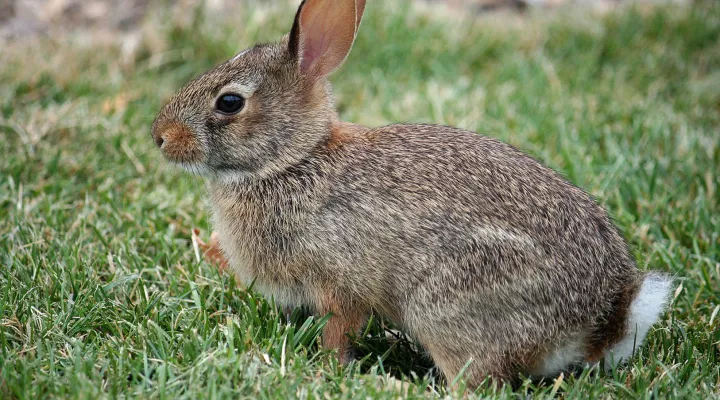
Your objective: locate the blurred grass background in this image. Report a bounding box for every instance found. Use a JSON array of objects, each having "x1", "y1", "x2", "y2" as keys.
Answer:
[{"x1": 1, "y1": 0, "x2": 719, "y2": 398}]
